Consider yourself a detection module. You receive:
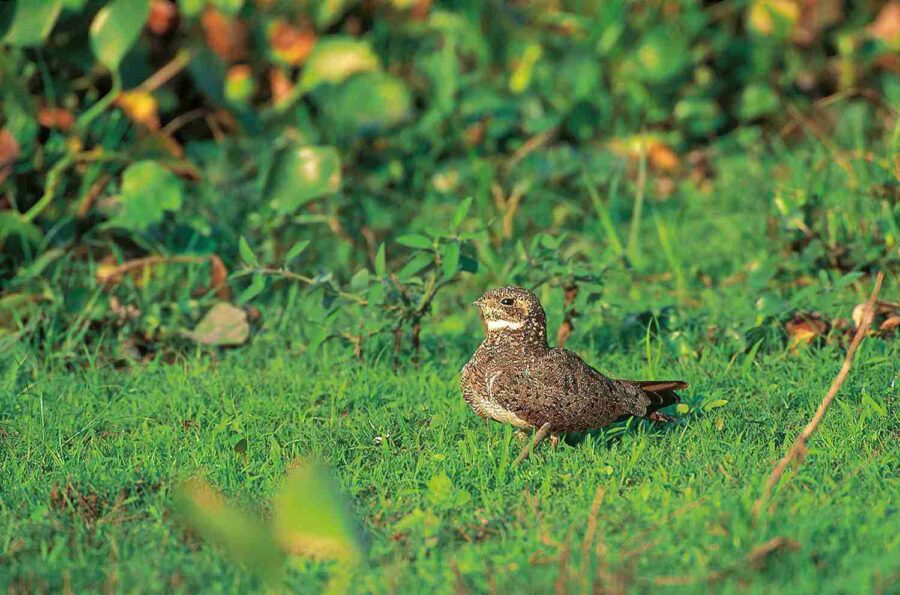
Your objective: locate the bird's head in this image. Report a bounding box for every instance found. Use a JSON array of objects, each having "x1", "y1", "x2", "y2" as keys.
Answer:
[{"x1": 473, "y1": 286, "x2": 547, "y2": 346}]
